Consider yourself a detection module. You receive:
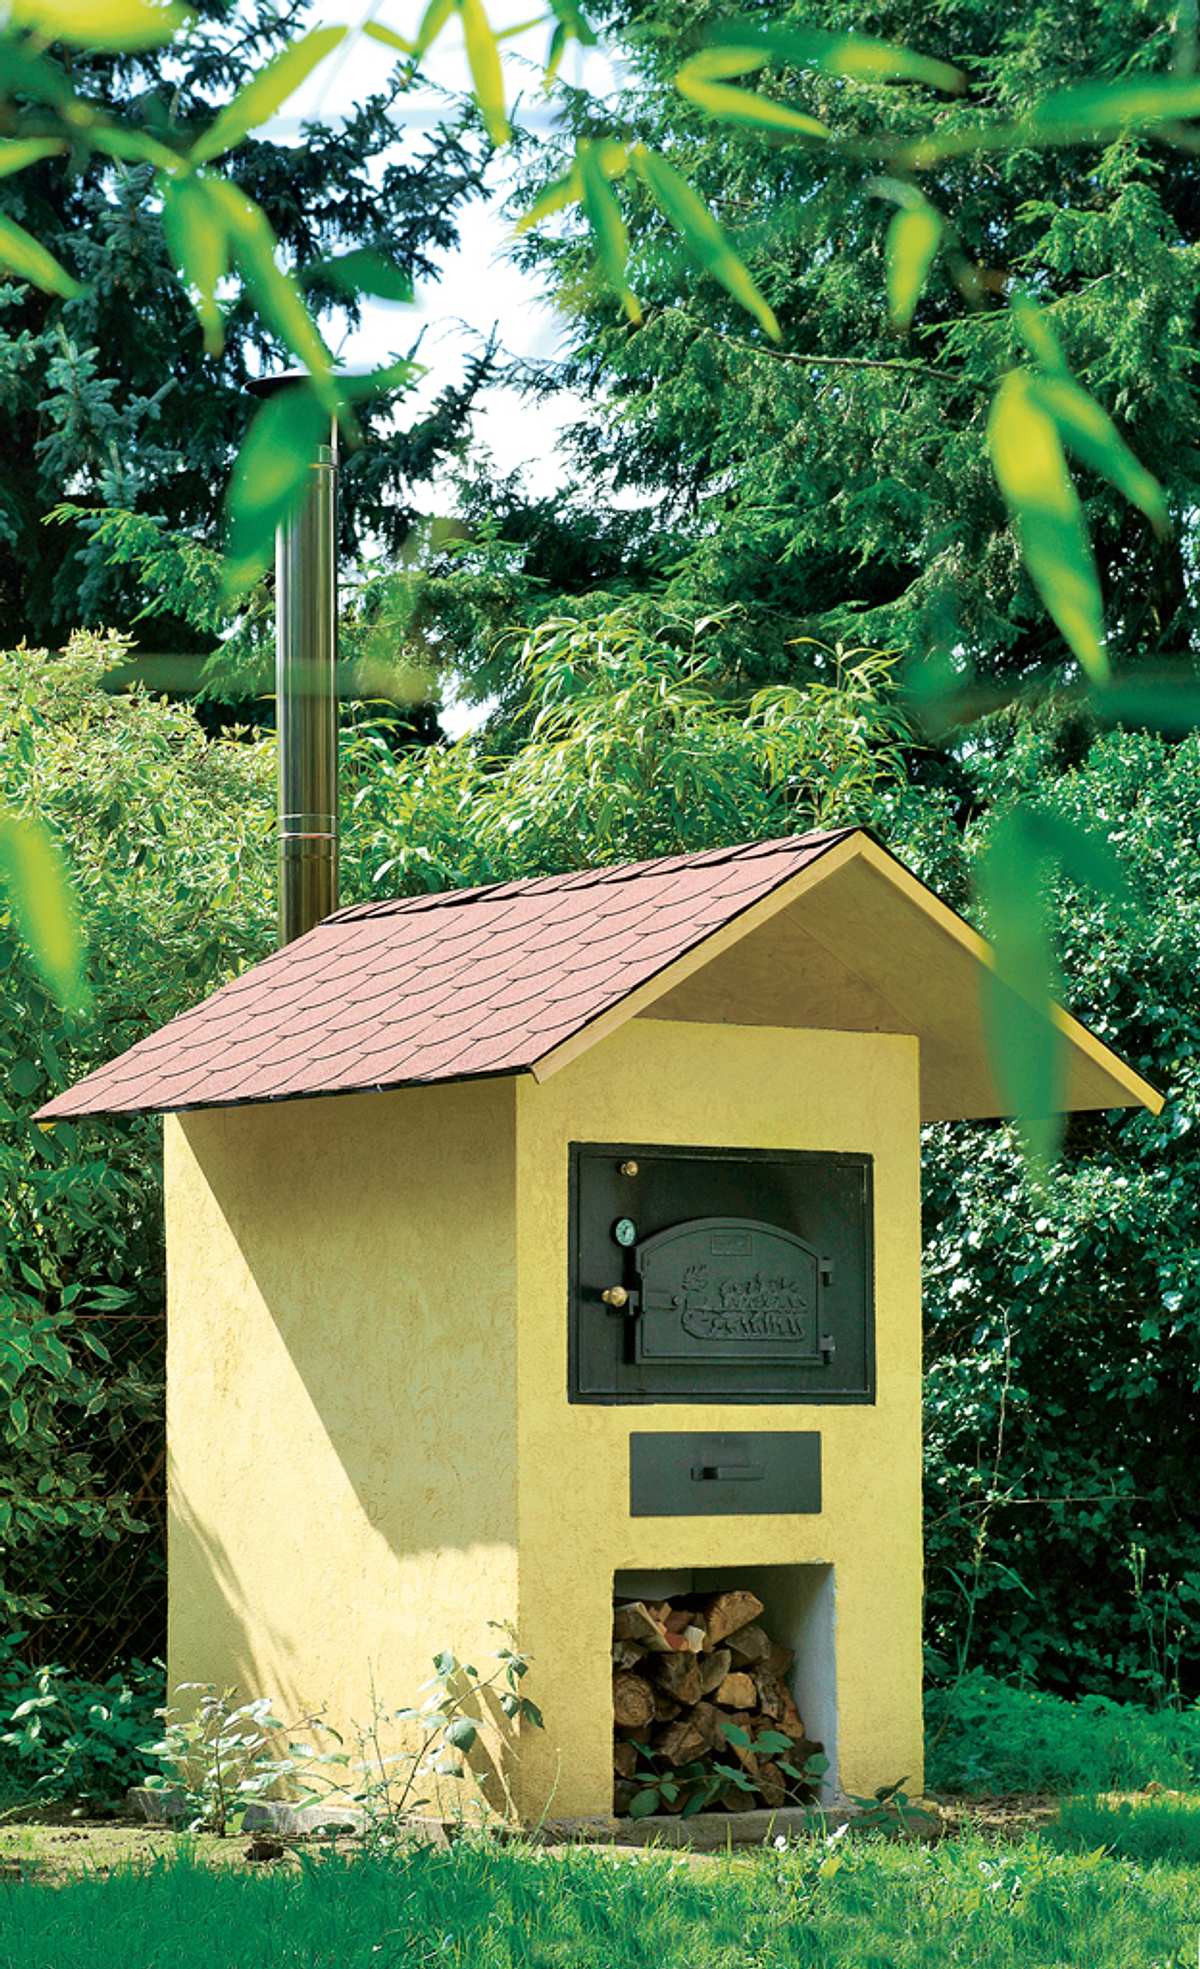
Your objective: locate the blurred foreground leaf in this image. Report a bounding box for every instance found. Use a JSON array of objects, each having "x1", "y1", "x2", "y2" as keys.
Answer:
[
  {"x1": 703, "y1": 19, "x2": 964, "y2": 93},
  {"x1": 0, "y1": 813, "x2": 87, "y2": 1013},
  {"x1": 987, "y1": 370, "x2": 1107, "y2": 682},
  {"x1": 458, "y1": 0, "x2": 508, "y2": 144},
  {"x1": 222, "y1": 385, "x2": 328, "y2": 597},
  {"x1": 8, "y1": 0, "x2": 186, "y2": 49},
  {"x1": 0, "y1": 213, "x2": 80, "y2": 297},
  {"x1": 977, "y1": 808, "x2": 1139, "y2": 1178},
  {"x1": 884, "y1": 196, "x2": 943, "y2": 328},
  {"x1": 191, "y1": 26, "x2": 348, "y2": 165},
  {"x1": 160, "y1": 175, "x2": 228, "y2": 353},
  {"x1": 633, "y1": 145, "x2": 779, "y2": 340}
]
